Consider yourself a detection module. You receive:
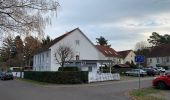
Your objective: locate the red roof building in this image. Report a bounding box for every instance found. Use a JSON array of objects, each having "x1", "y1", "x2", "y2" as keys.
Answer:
[
  {"x1": 95, "y1": 45, "x2": 119, "y2": 57},
  {"x1": 147, "y1": 44, "x2": 170, "y2": 67}
]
